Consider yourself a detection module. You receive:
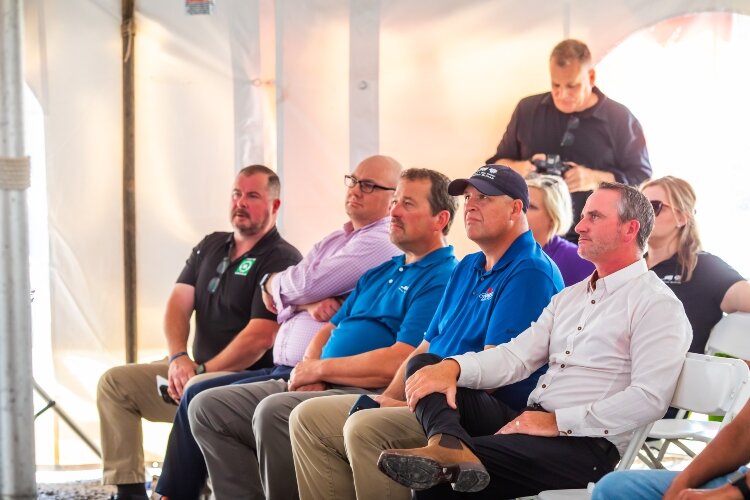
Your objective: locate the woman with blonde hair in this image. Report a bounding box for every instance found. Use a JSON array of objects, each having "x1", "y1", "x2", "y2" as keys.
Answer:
[
  {"x1": 643, "y1": 176, "x2": 750, "y2": 353},
  {"x1": 526, "y1": 175, "x2": 594, "y2": 286}
]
